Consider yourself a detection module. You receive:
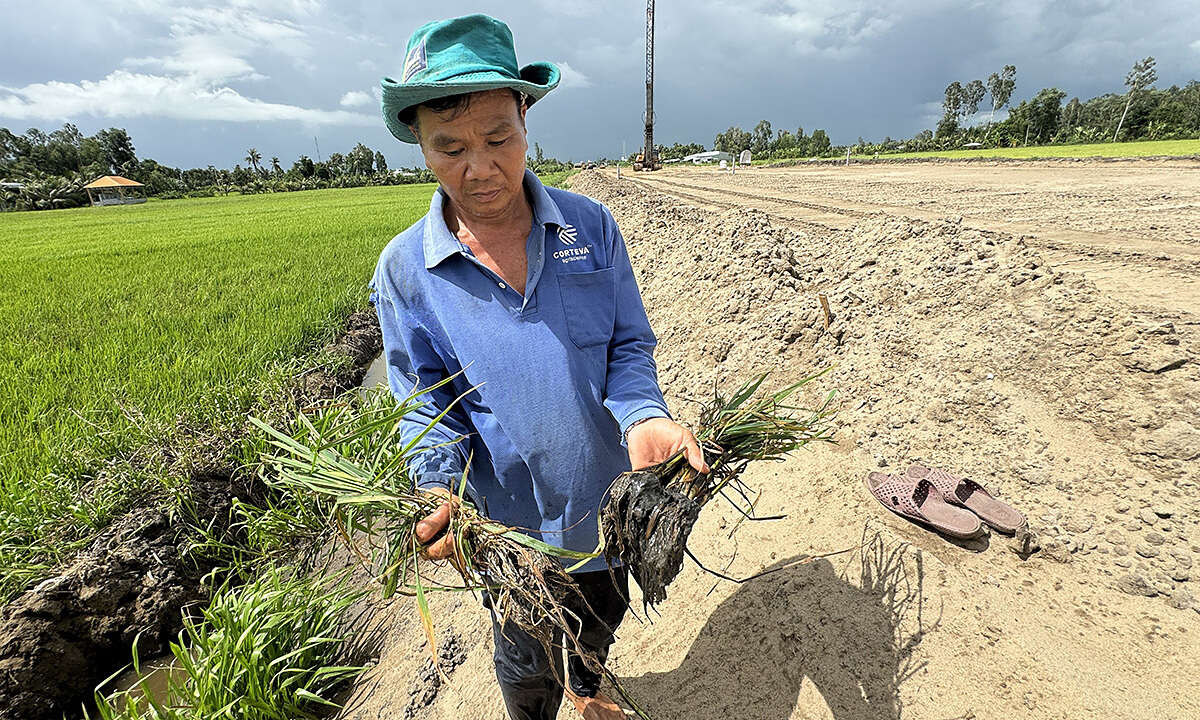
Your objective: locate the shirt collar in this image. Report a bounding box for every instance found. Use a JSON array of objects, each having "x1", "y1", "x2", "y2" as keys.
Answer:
[{"x1": 423, "y1": 169, "x2": 566, "y2": 270}]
